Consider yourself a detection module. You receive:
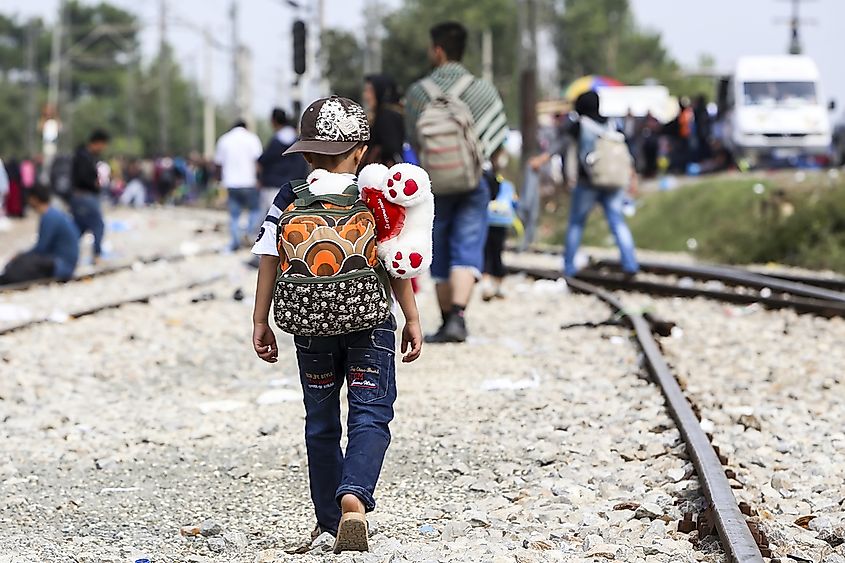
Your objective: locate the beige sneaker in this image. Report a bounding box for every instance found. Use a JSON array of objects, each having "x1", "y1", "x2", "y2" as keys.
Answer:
[{"x1": 333, "y1": 512, "x2": 368, "y2": 553}]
